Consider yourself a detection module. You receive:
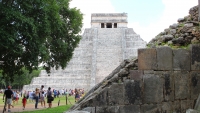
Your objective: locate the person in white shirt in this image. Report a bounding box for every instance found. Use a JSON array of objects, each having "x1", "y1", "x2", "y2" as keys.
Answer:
[
  {"x1": 40, "y1": 85, "x2": 46, "y2": 108},
  {"x1": 29, "y1": 91, "x2": 33, "y2": 102}
]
